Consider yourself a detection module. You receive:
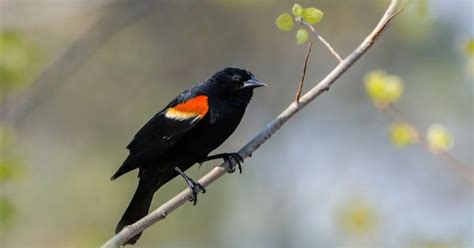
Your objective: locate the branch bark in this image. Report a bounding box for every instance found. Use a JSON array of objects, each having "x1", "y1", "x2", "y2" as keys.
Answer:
[{"x1": 101, "y1": 0, "x2": 402, "y2": 247}]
